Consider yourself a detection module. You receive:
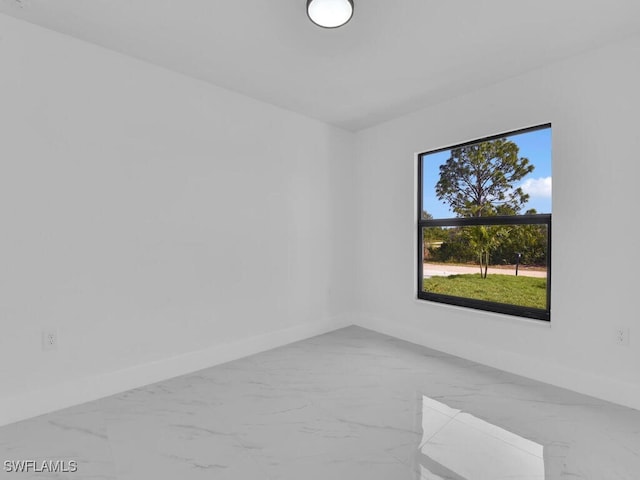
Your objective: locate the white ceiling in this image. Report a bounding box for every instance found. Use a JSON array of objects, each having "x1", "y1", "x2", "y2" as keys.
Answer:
[{"x1": 2, "y1": 0, "x2": 640, "y2": 131}]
